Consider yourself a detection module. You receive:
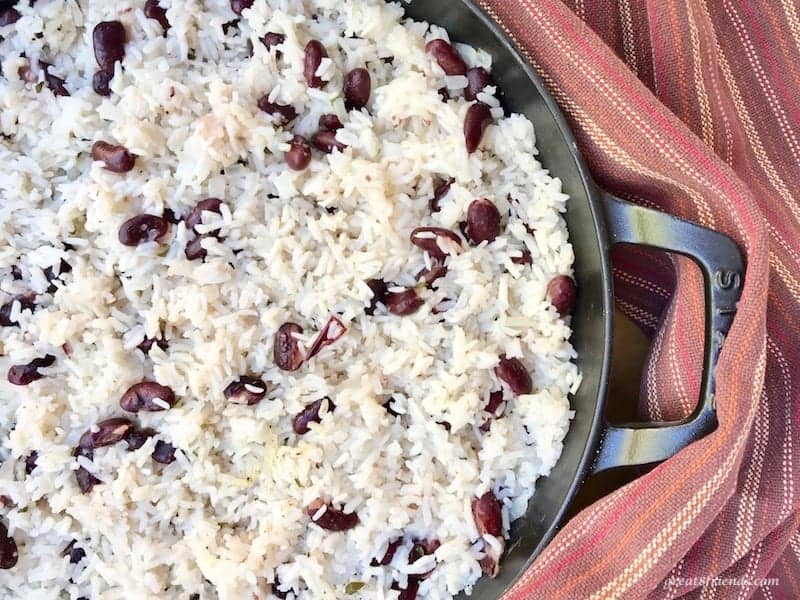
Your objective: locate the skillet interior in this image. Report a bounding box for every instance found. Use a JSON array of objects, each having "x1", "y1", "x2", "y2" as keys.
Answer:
[{"x1": 398, "y1": 1, "x2": 614, "y2": 596}]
